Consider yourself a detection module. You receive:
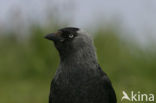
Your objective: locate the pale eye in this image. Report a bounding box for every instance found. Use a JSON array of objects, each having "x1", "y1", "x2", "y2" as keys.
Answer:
[{"x1": 68, "y1": 34, "x2": 74, "y2": 38}]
